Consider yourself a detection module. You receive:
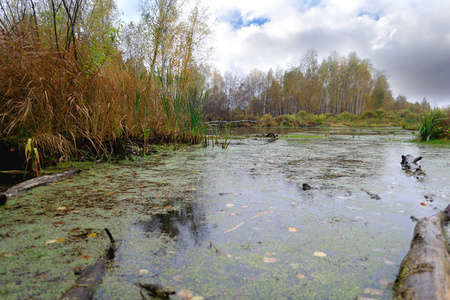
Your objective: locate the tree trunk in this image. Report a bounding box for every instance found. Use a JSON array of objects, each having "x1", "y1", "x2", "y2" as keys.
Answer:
[{"x1": 394, "y1": 204, "x2": 450, "y2": 300}]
